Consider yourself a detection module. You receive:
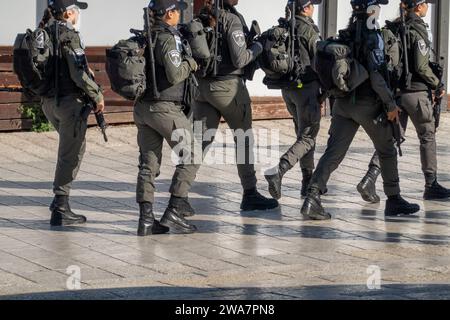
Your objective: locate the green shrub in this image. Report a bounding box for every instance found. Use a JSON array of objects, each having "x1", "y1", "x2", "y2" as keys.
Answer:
[{"x1": 19, "y1": 103, "x2": 54, "y2": 132}]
